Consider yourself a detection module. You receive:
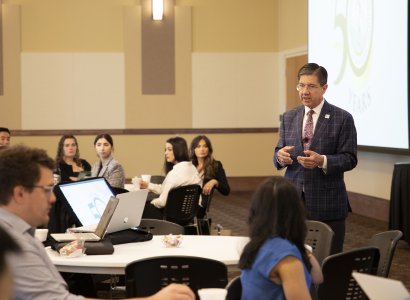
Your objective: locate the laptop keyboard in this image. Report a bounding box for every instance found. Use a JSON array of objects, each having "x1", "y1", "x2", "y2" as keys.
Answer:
[{"x1": 73, "y1": 232, "x2": 99, "y2": 240}]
